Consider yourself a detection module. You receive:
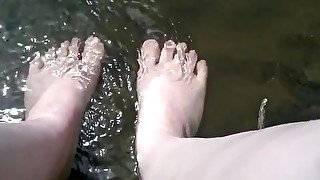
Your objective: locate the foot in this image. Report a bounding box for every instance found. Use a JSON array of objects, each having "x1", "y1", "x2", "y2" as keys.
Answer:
[
  {"x1": 136, "y1": 39, "x2": 207, "y2": 171},
  {"x1": 24, "y1": 36, "x2": 104, "y2": 118},
  {"x1": 17, "y1": 36, "x2": 104, "y2": 179}
]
